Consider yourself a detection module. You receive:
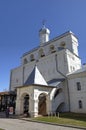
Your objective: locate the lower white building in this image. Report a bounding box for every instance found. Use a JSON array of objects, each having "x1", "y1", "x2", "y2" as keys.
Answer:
[
  {"x1": 9, "y1": 25, "x2": 86, "y2": 117},
  {"x1": 68, "y1": 65, "x2": 86, "y2": 113}
]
